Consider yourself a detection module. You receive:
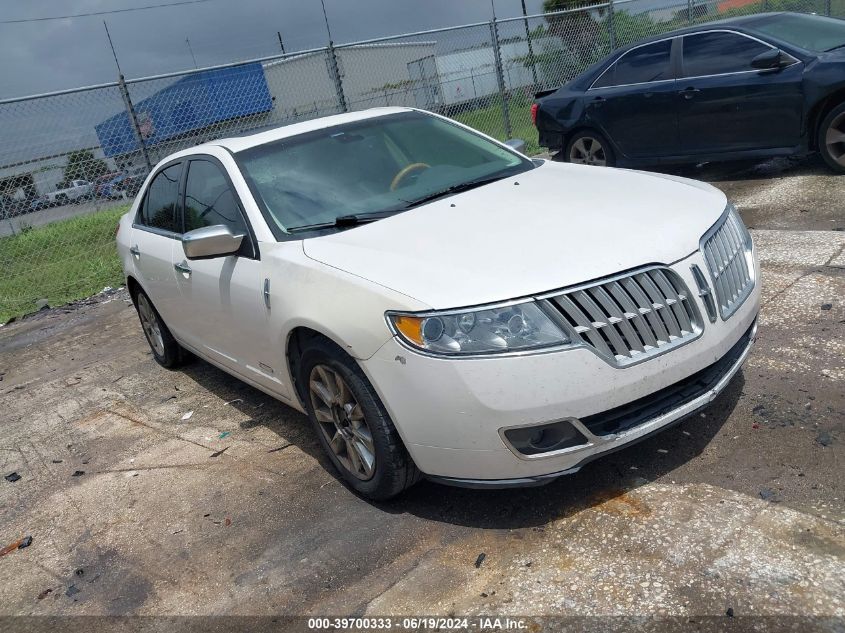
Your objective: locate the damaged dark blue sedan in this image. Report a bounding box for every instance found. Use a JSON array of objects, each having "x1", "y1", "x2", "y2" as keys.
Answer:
[{"x1": 532, "y1": 12, "x2": 845, "y2": 172}]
